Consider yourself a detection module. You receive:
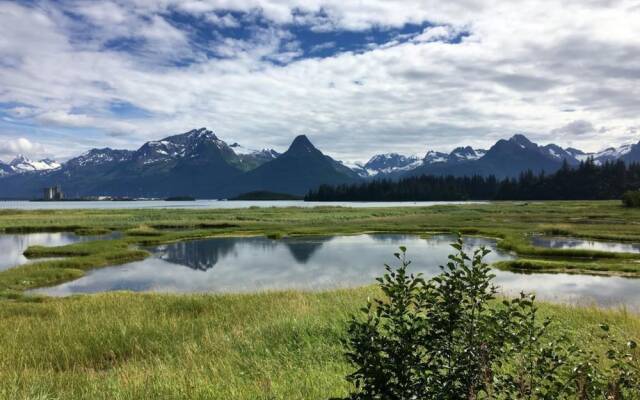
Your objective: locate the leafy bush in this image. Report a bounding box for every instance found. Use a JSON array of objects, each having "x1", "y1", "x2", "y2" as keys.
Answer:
[
  {"x1": 339, "y1": 237, "x2": 639, "y2": 399},
  {"x1": 622, "y1": 190, "x2": 640, "y2": 208}
]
